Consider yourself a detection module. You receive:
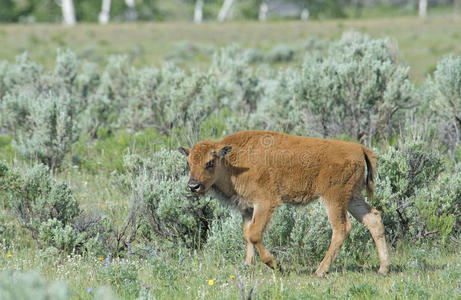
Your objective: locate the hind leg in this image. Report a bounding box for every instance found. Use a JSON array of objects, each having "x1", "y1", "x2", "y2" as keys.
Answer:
[
  {"x1": 347, "y1": 194, "x2": 390, "y2": 275},
  {"x1": 315, "y1": 201, "x2": 352, "y2": 277}
]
